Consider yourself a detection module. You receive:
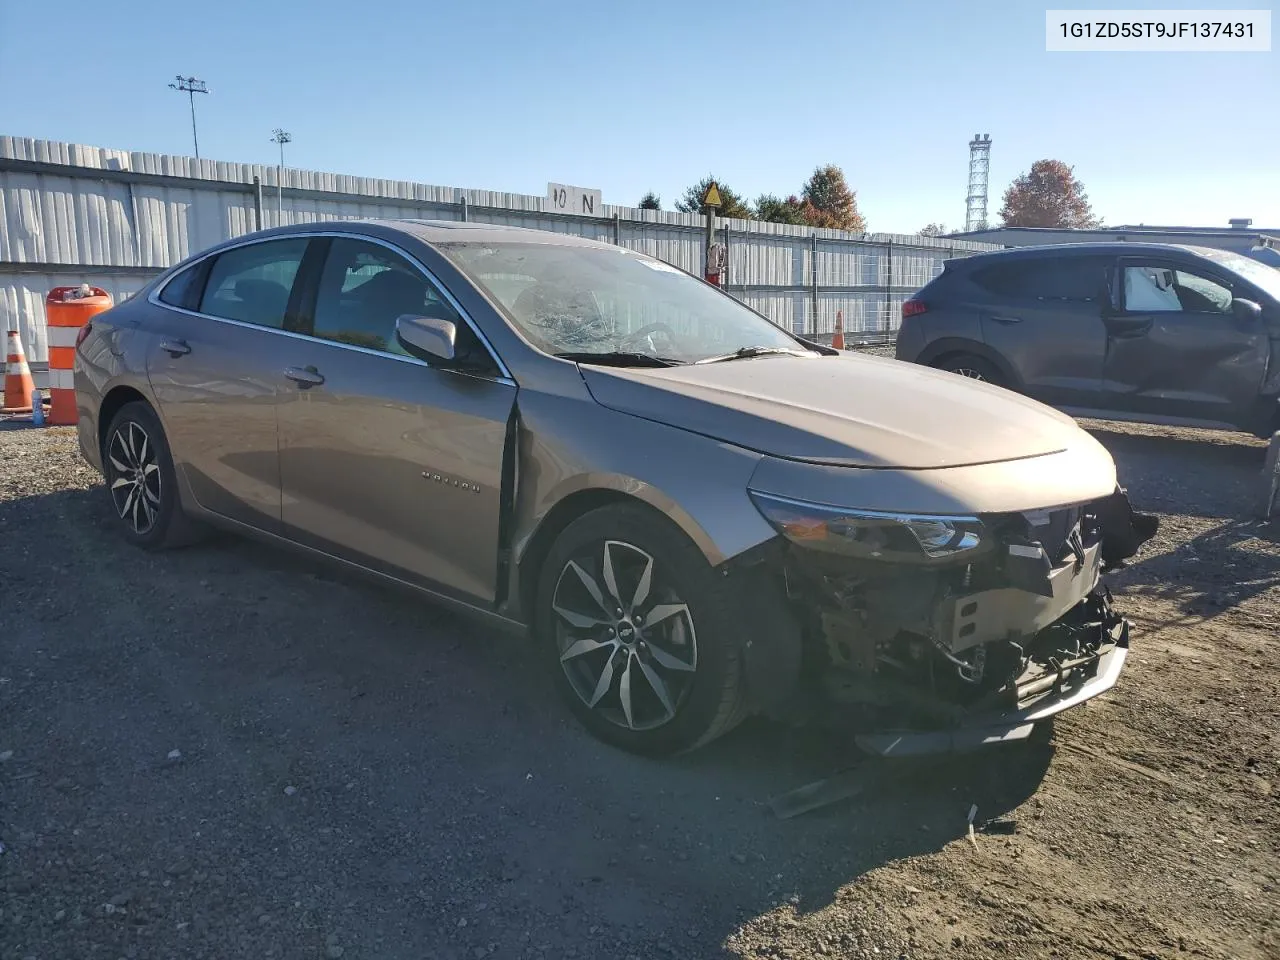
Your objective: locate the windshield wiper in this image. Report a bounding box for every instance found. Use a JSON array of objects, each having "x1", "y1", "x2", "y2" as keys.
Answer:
[
  {"x1": 695, "y1": 345, "x2": 816, "y2": 364},
  {"x1": 555, "y1": 351, "x2": 684, "y2": 368}
]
